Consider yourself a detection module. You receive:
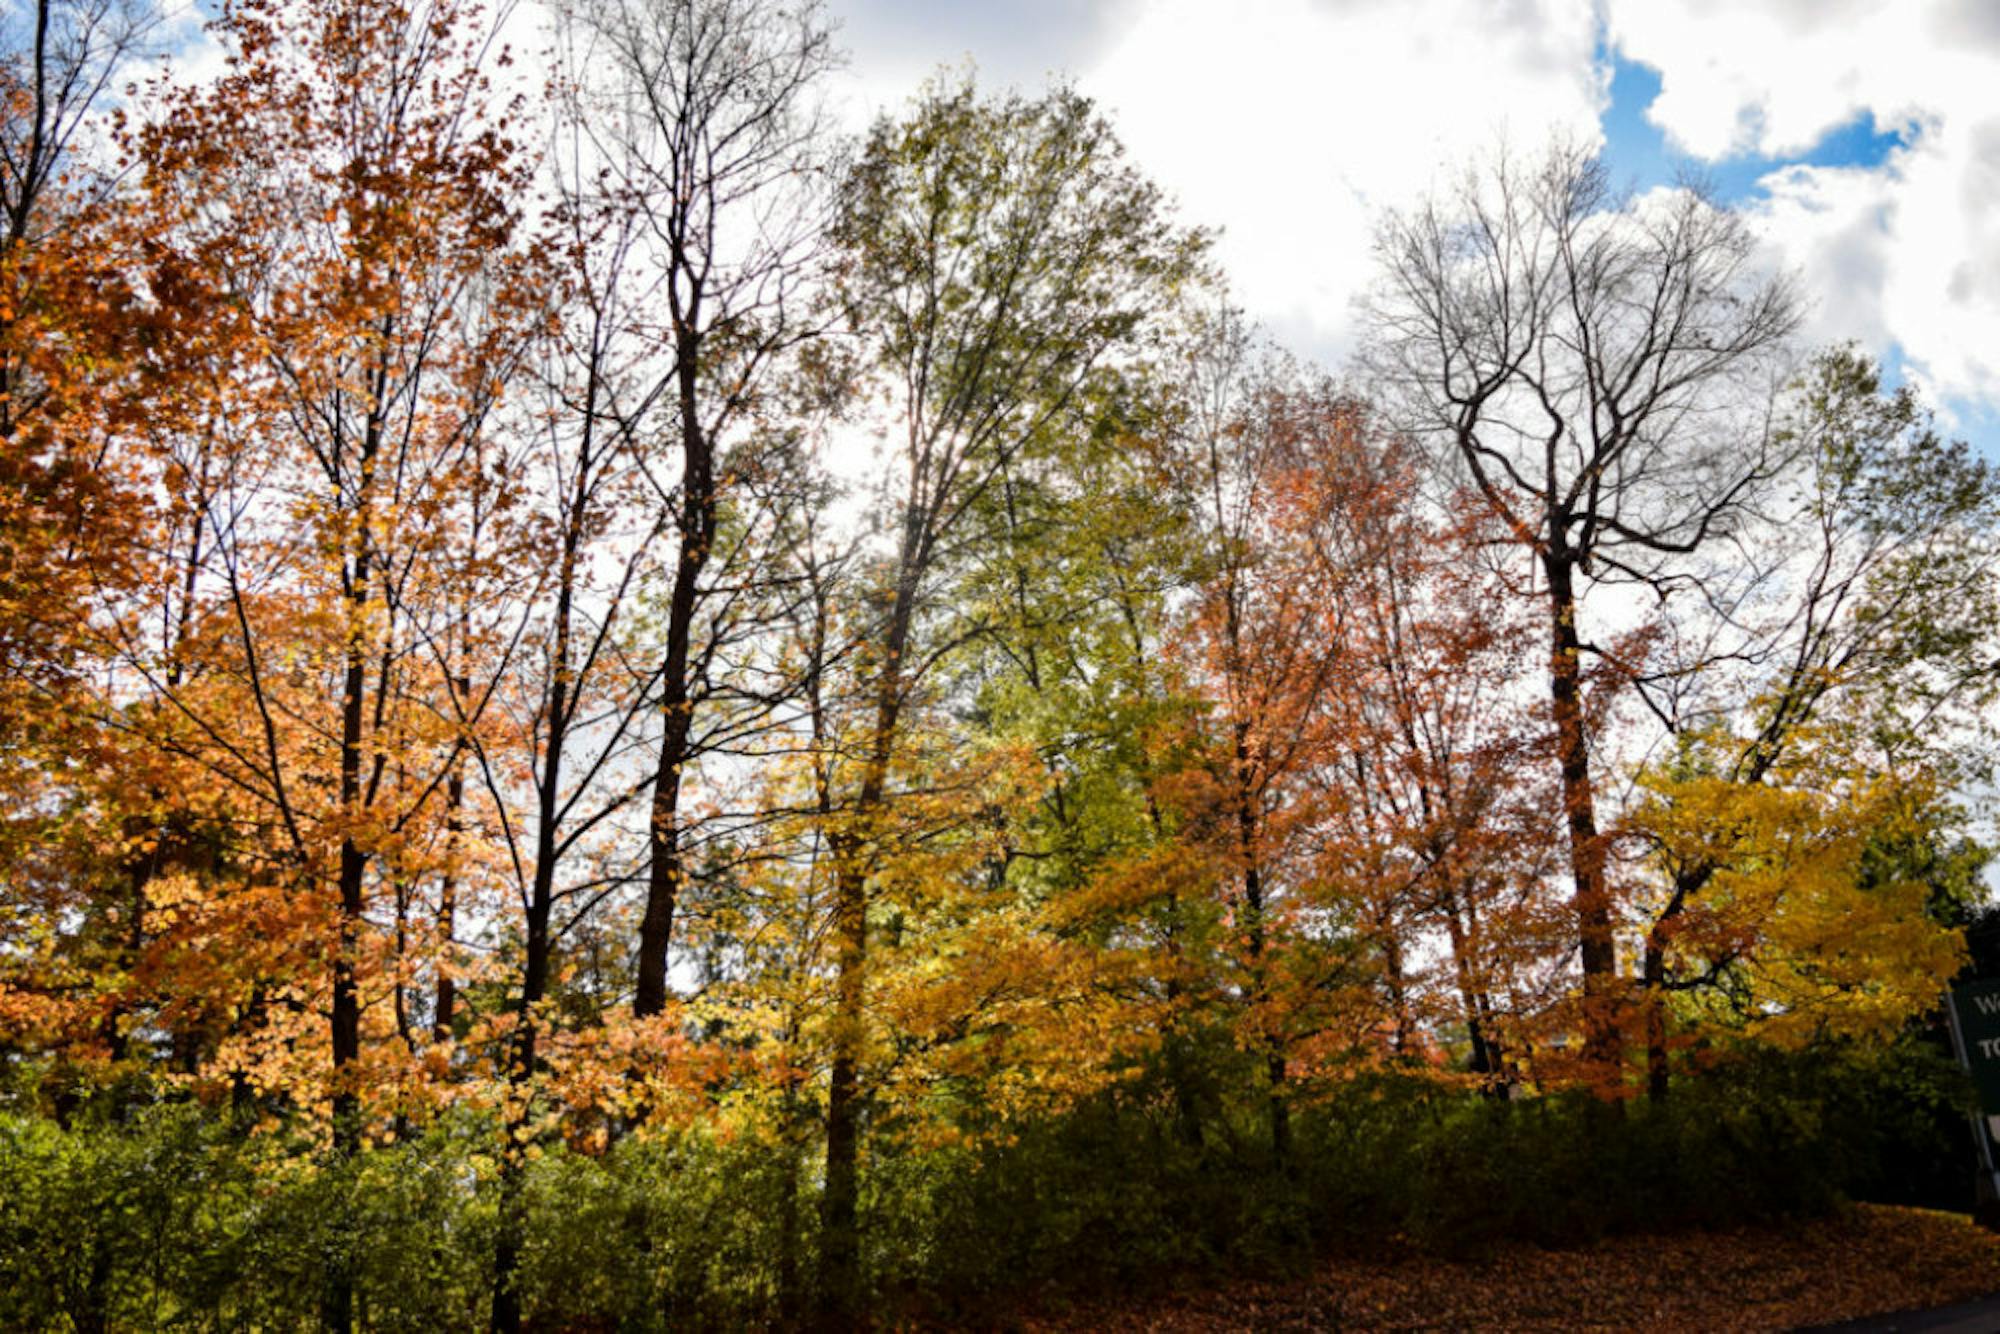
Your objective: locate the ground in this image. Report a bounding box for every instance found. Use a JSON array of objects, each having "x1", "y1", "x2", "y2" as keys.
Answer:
[{"x1": 1015, "y1": 1205, "x2": 2000, "y2": 1332}]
